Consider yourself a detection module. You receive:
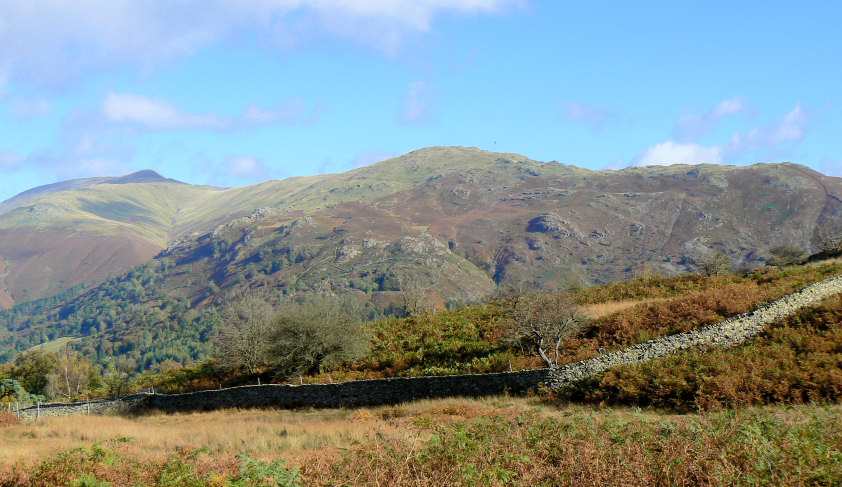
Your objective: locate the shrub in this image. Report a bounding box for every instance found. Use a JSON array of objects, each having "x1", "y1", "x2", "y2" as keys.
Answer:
[{"x1": 767, "y1": 244, "x2": 806, "y2": 267}]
